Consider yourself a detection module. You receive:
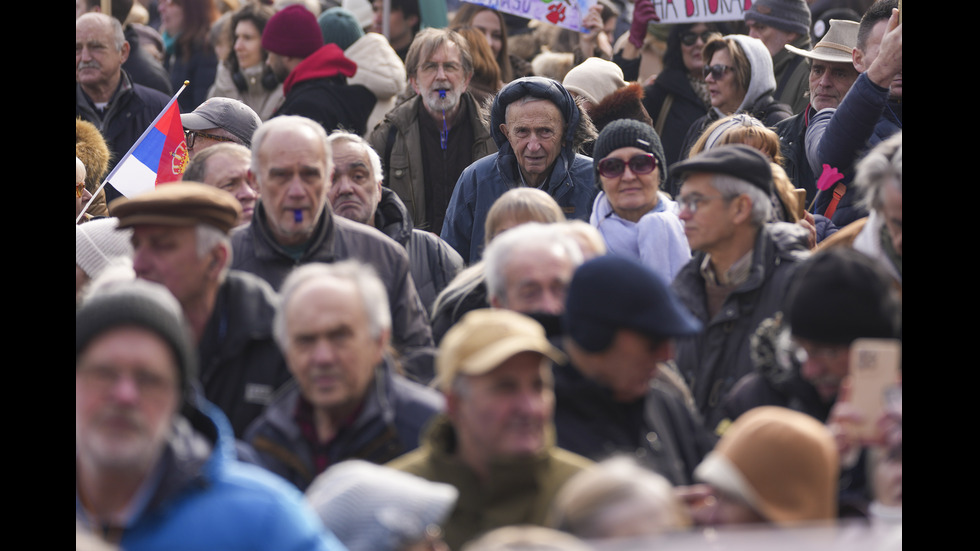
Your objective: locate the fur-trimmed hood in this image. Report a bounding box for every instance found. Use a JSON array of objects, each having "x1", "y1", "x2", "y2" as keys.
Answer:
[{"x1": 587, "y1": 83, "x2": 653, "y2": 134}]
